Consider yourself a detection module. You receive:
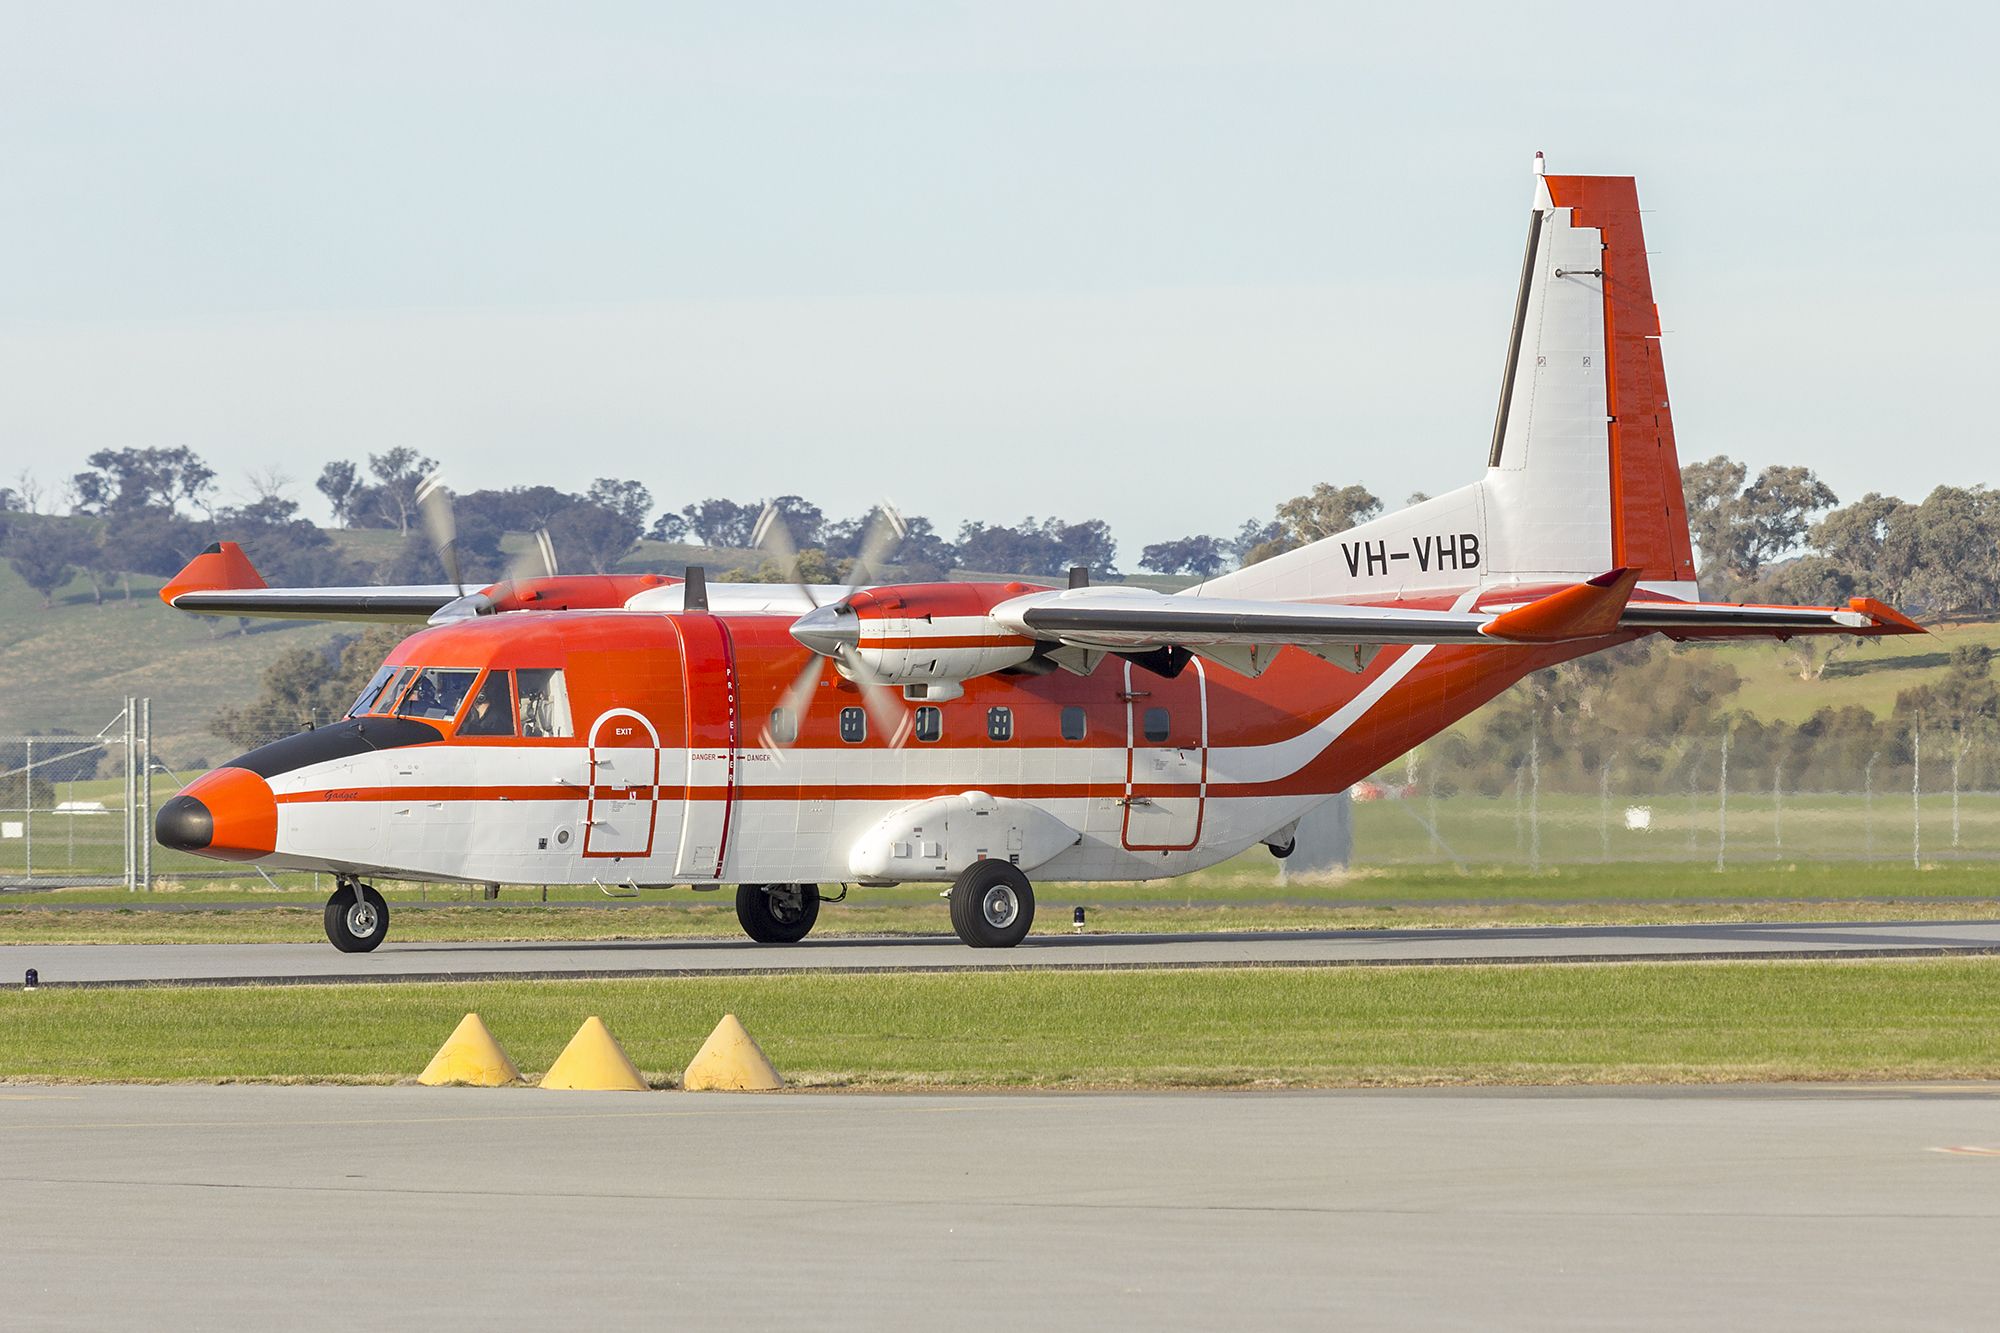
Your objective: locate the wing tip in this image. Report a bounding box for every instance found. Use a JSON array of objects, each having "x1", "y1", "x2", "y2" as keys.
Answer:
[
  {"x1": 1848, "y1": 597, "x2": 1928, "y2": 636},
  {"x1": 160, "y1": 540, "x2": 267, "y2": 608}
]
